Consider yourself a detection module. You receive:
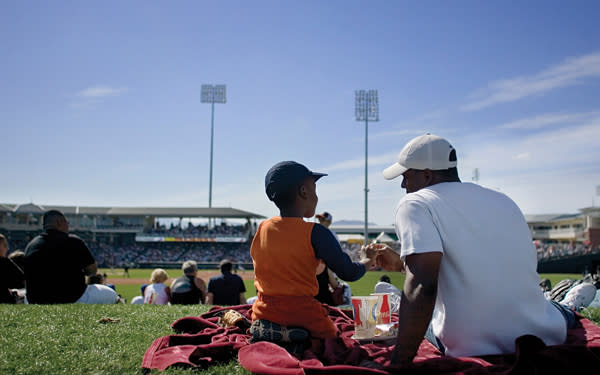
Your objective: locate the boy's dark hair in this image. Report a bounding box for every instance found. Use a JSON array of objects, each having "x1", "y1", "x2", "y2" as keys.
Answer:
[
  {"x1": 272, "y1": 183, "x2": 302, "y2": 210},
  {"x1": 380, "y1": 274, "x2": 391, "y2": 283},
  {"x1": 264, "y1": 161, "x2": 326, "y2": 209}
]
